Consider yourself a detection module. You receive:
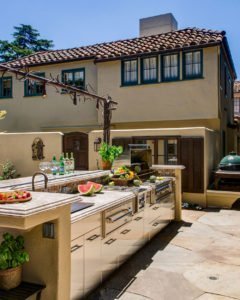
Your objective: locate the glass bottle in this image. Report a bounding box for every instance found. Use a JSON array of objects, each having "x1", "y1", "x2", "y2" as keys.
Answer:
[{"x1": 70, "y1": 152, "x2": 75, "y2": 173}]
